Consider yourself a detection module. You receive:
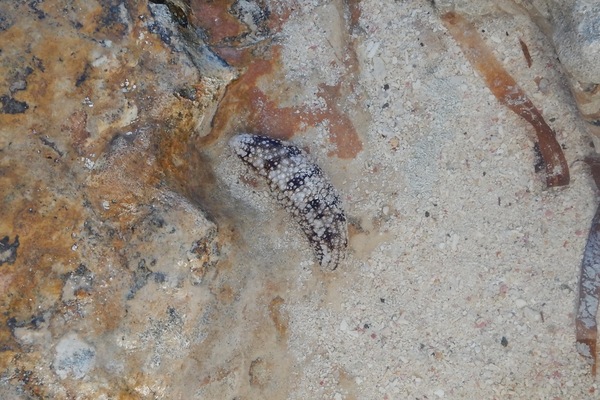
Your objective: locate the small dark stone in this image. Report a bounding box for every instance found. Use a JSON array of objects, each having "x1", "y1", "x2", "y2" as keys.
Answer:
[
  {"x1": 176, "y1": 86, "x2": 196, "y2": 101},
  {"x1": 0, "y1": 95, "x2": 28, "y2": 114},
  {"x1": 380, "y1": 298, "x2": 385, "y2": 303},
  {"x1": 74, "y1": 264, "x2": 90, "y2": 276},
  {"x1": 0, "y1": 235, "x2": 19, "y2": 265},
  {"x1": 533, "y1": 142, "x2": 545, "y2": 173},
  {"x1": 154, "y1": 272, "x2": 166, "y2": 283},
  {"x1": 127, "y1": 259, "x2": 153, "y2": 300},
  {"x1": 7, "y1": 317, "x2": 17, "y2": 329},
  {"x1": 0, "y1": 14, "x2": 14, "y2": 31},
  {"x1": 150, "y1": 215, "x2": 165, "y2": 228},
  {"x1": 75, "y1": 64, "x2": 91, "y2": 87},
  {"x1": 500, "y1": 336, "x2": 508, "y2": 347},
  {"x1": 28, "y1": 0, "x2": 46, "y2": 19},
  {"x1": 147, "y1": 22, "x2": 173, "y2": 45},
  {"x1": 383, "y1": 83, "x2": 389, "y2": 90},
  {"x1": 425, "y1": 211, "x2": 430, "y2": 217},
  {"x1": 30, "y1": 314, "x2": 45, "y2": 329}
]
